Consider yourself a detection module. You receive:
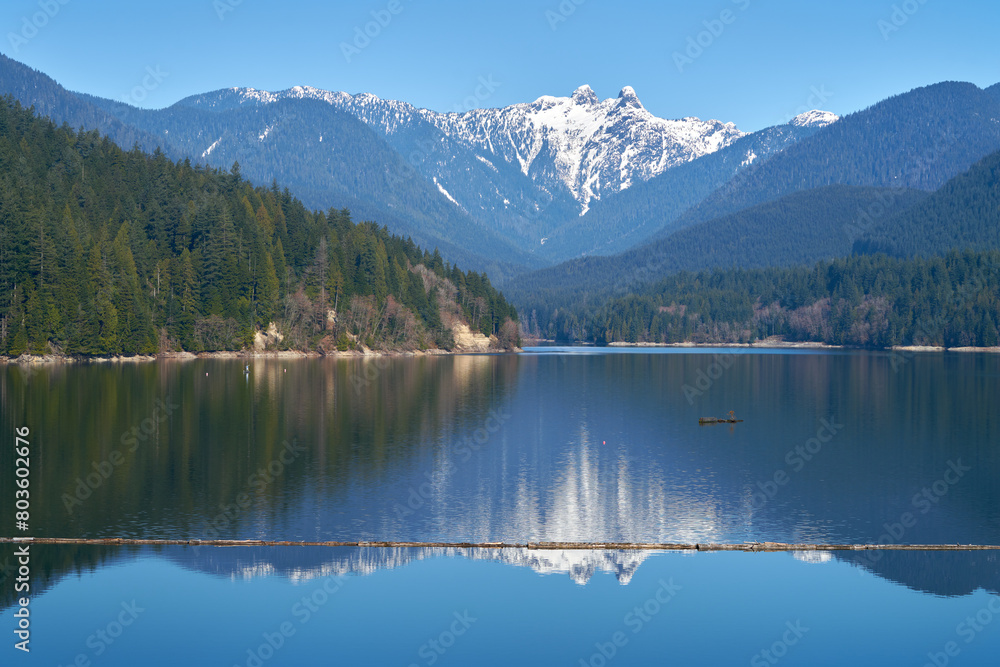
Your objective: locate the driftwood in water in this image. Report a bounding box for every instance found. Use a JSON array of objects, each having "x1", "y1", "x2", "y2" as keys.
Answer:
[
  {"x1": 2, "y1": 537, "x2": 998, "y2": 552},
  {"x1": 700, "y1": 410, "x2": 743, "y2": 425}
]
